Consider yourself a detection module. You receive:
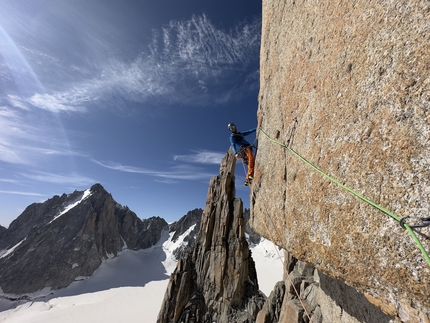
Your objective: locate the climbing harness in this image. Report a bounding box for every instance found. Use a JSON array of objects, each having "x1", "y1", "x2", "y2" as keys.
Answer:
[
  {"x1": 258, "y1": 128, "x2": 430, "y2": 266},
  {"x1": 237, "y1": 145, "x2": 250, "y2": 165}
]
